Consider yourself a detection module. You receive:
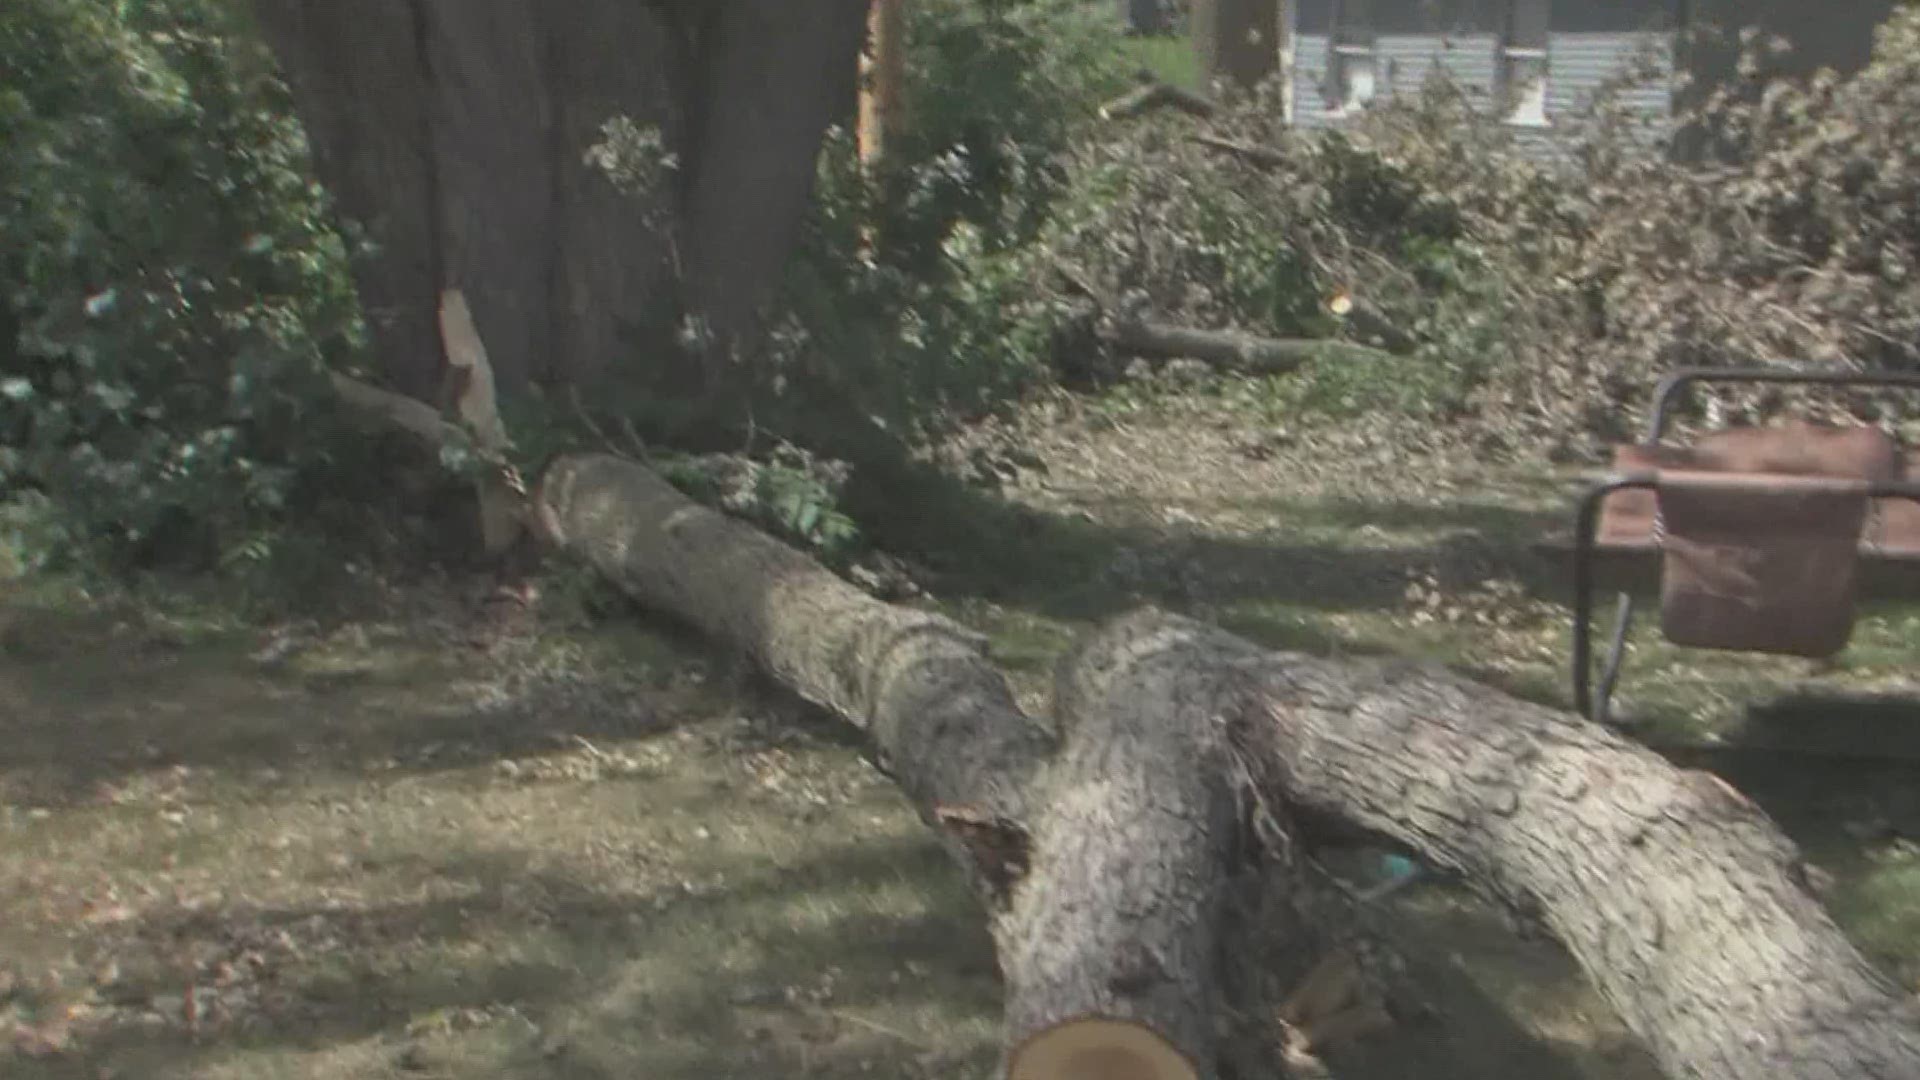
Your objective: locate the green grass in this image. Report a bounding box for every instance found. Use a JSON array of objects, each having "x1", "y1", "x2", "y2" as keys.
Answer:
[
  {"x1": 0, "y1": 581, "x2": 1002, "y2": 1079},
  {"x1": 10, "y1": 379, "x2": 1920, "y2": 1077},
  {"x1": 1118, "y1": 32, "x2": 1200, "y2": 90}
]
